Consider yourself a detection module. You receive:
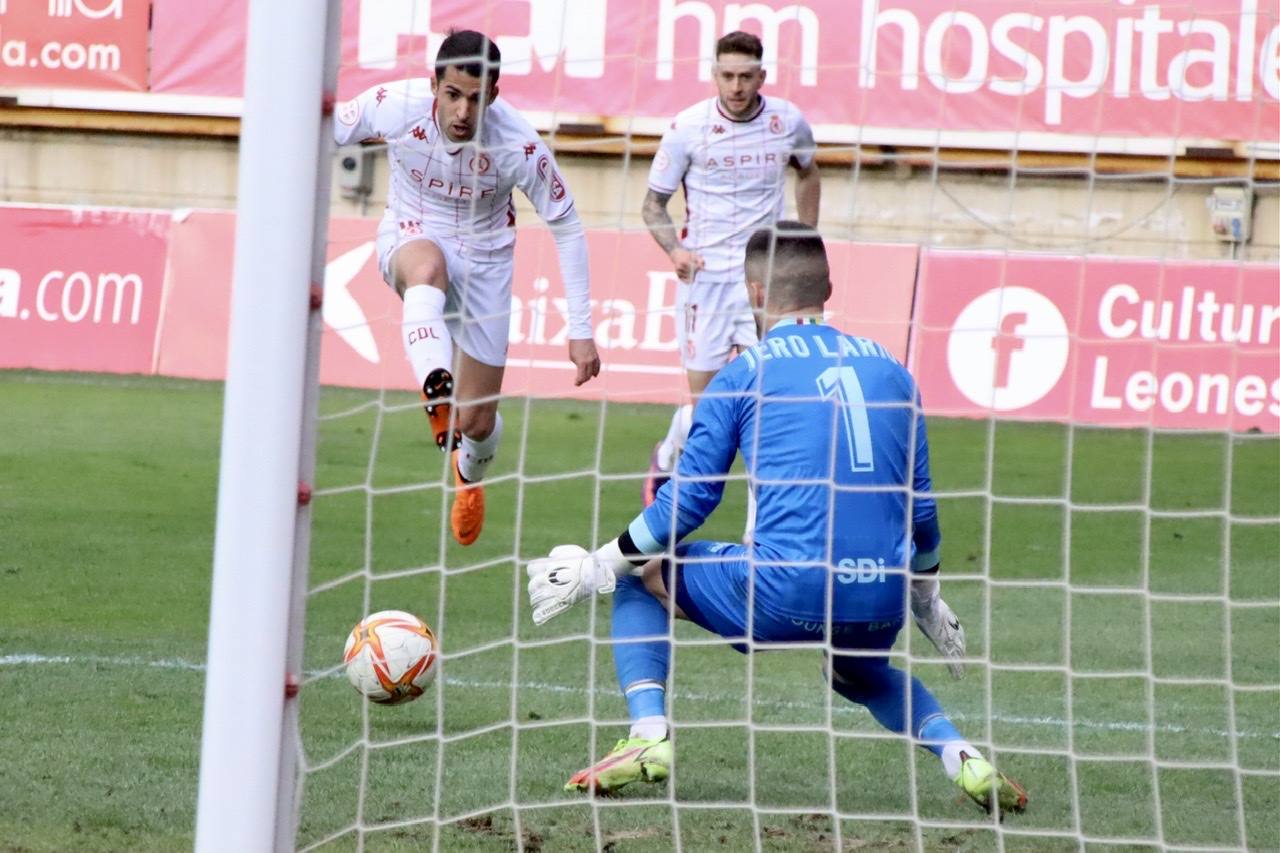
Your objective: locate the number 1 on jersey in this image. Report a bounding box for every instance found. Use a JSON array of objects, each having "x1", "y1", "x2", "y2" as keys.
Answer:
[{"x1": 816, "y1": 366, "x2": 875, "y2": 473}]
